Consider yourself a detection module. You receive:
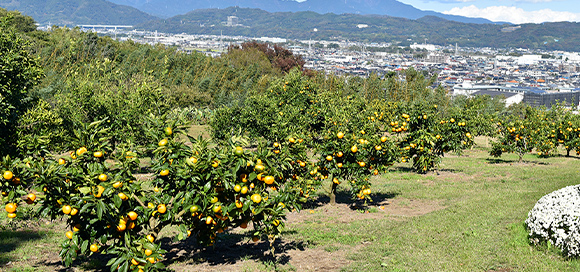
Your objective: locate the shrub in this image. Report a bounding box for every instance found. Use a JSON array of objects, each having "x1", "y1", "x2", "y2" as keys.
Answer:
[{"x1": 526, "y1": 184, "x2": 580, "y2": 257}]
